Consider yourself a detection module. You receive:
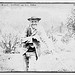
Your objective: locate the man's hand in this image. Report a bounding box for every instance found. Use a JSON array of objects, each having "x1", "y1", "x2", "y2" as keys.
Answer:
[
  {"x1": 21, "y1": 36, "x2": 32, "y2": 43},
  {"x1": 32, "y1": 35, "x2": 40, "y2": 42}
]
